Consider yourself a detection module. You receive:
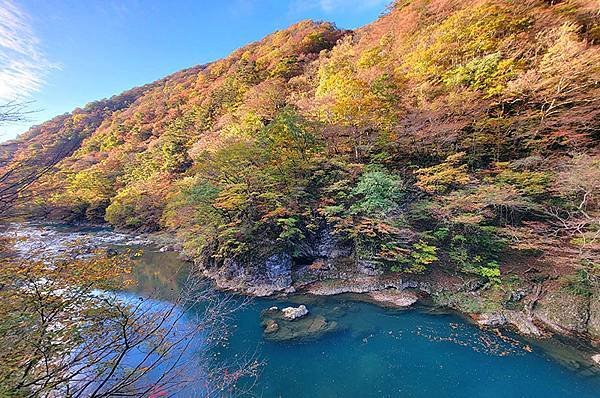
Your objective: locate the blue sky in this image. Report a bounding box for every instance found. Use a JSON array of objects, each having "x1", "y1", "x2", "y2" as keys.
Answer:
[{"x1": 0, "y1": 0, "x2": 389, "y2": 142}]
